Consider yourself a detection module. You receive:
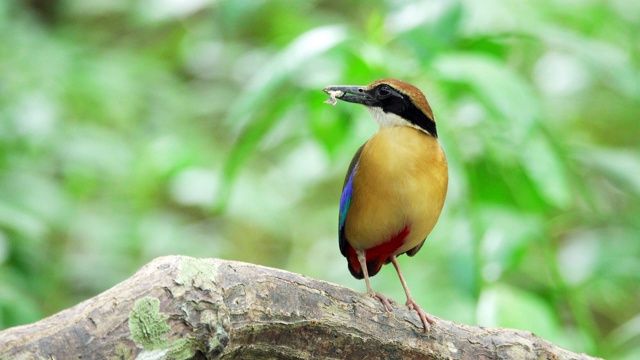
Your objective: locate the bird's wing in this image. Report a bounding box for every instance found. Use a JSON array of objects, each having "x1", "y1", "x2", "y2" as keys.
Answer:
[
  {"x1": 339, "y1": 144, "x2": 365, "y2": 257},
  {"x1": 405, "y1": 240, "x2": 425, "y2": 257}
]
